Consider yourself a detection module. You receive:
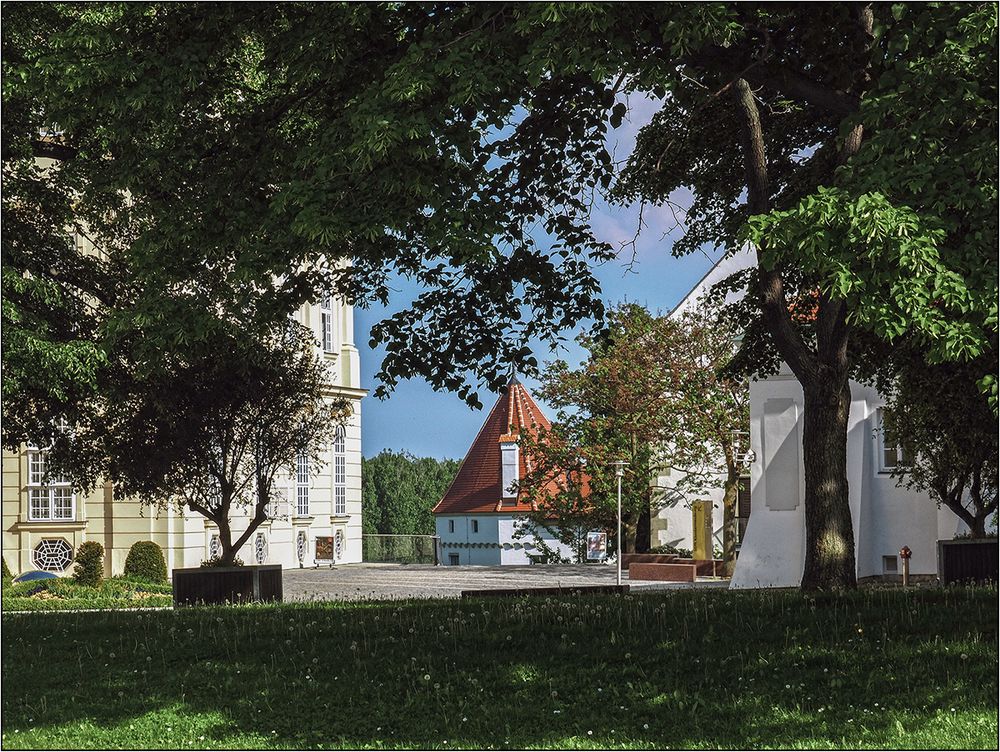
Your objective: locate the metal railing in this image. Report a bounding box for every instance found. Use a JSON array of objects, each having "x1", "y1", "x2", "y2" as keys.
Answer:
[{"x1": 362, "y1": 534, "x2": 440, "y2": 565}]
